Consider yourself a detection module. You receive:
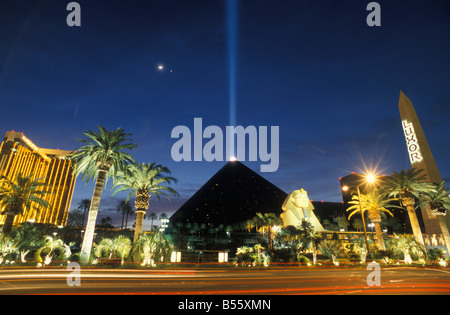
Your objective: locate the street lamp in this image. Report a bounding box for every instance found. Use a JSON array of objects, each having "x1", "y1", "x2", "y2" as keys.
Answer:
[{"x1": 160, "y1": 218, "x2": 169, "y2": 233}]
